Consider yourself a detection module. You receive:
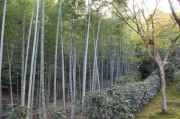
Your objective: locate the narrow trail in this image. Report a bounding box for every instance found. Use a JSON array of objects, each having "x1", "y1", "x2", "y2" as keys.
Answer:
[{"x1": 136, "y1": 84, "x2": 180, "y2": 119}]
